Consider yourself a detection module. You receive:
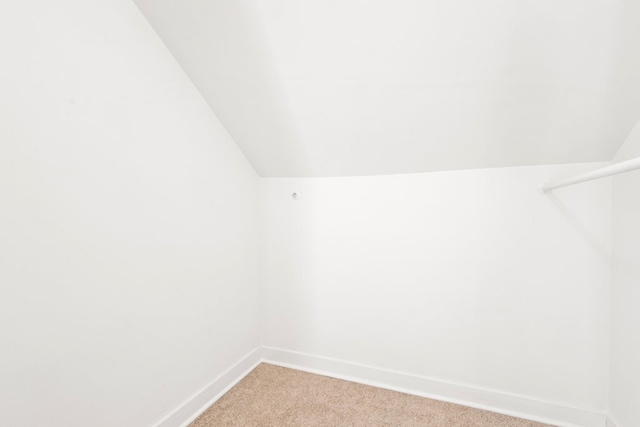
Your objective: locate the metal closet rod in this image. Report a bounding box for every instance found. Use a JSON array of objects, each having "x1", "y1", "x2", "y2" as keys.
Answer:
[{"x1": 541, "y1": 156, "x2": 640, "y2": 193}]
